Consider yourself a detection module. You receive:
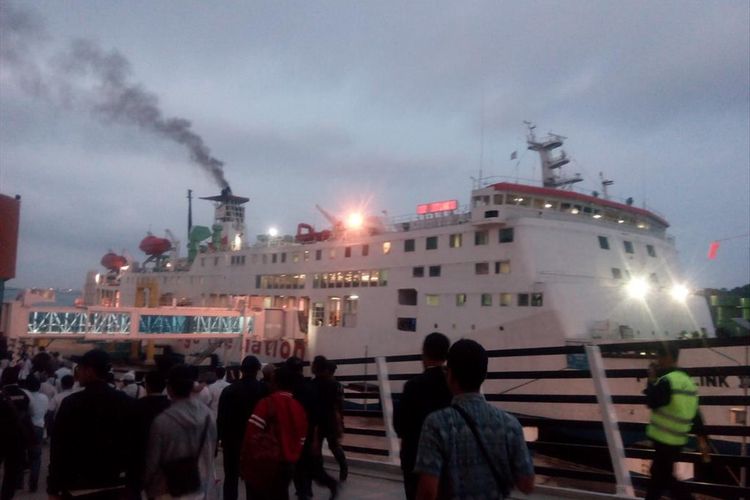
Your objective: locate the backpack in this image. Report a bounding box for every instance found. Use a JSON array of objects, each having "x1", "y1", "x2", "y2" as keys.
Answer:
[
  {"x1": 1, "y1": 386, "x2": 36, "y2": 448},
  {"x1": 240, "y1": 398, "x2": 283, "y2": 491}
]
